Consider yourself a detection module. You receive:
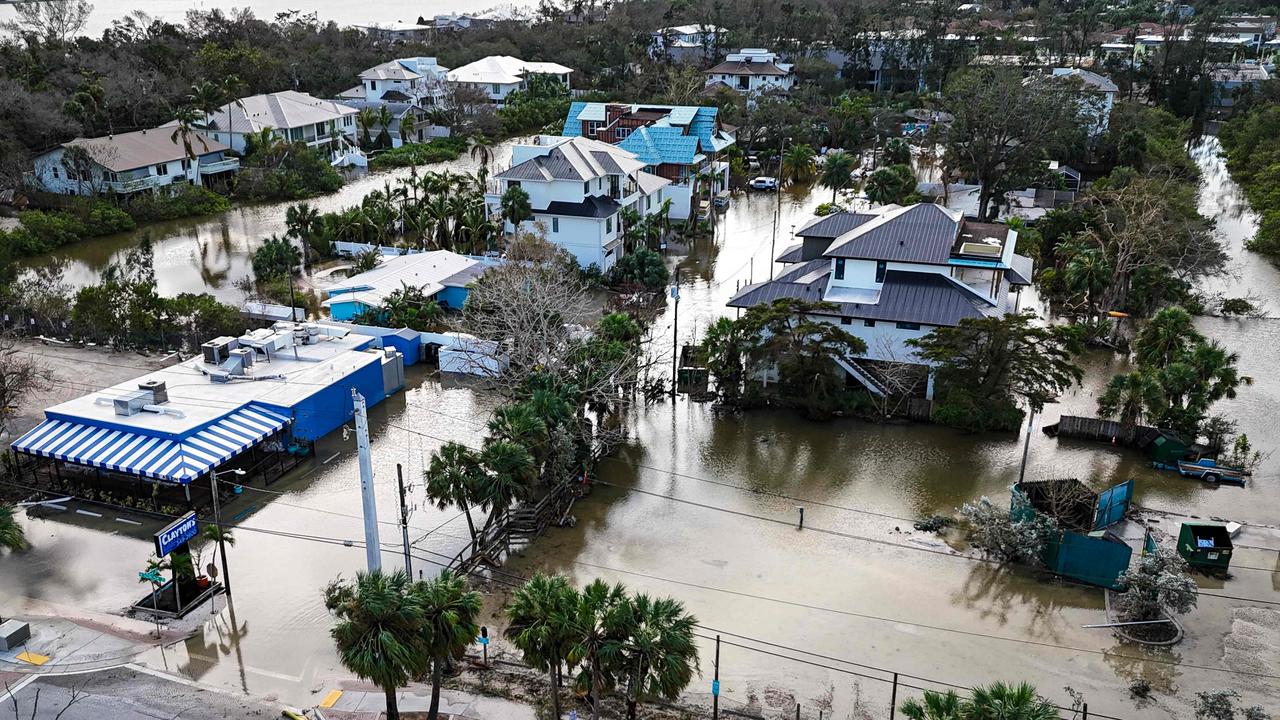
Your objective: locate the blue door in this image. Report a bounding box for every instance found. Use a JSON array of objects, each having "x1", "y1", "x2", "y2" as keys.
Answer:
[{"x1": 1093, "y1": 479, "x2": 1133, "y2": 530}]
